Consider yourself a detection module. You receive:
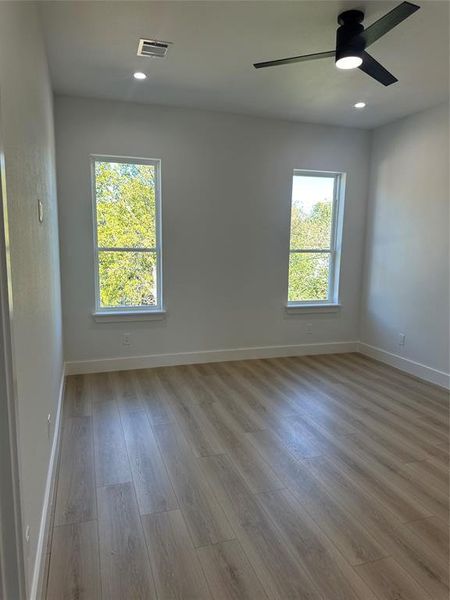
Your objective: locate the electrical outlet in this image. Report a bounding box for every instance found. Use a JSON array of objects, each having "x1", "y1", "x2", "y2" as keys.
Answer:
[
  {"x1": 122, "y1": 333, "x2": 131, "y2": 346},
  {"x1": 306, "y1": 323, "x2": 313, "y2": 335},
  {"x1": 398, "y1": 333, "x2": 406, "y2": 347}
]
